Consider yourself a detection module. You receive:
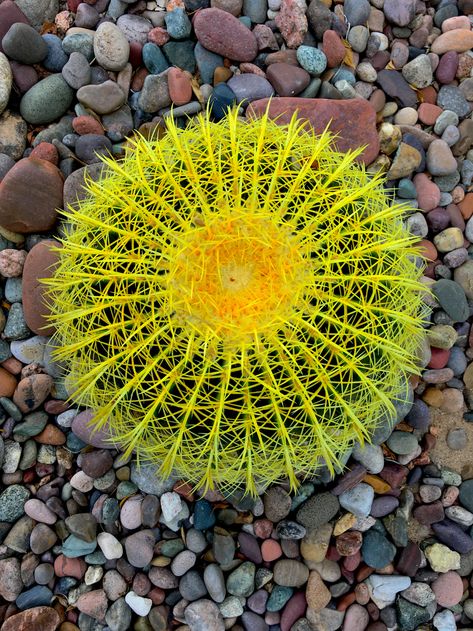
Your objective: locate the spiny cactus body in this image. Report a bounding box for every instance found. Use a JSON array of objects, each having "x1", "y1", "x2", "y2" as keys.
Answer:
[{"x1": 46, "y1": 109, "x2": 425, "y2": 495}]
